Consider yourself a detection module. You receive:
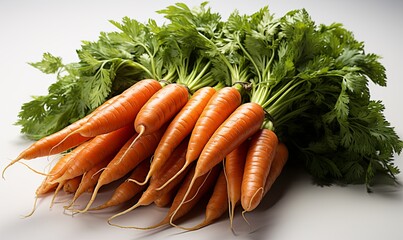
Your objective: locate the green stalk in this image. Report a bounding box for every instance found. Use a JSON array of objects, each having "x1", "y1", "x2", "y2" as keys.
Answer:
[
  {"x1": 119, "y1": 59, "x2": 154, "y2": 79},
  {"x1": 273, "y1": 104, "x2": 311, "y2": 128},
  {"x1": 236, "y1": 35, "x2": 263, "y2": 83},
  {"x1": 198, "y1": 32, "x2": 249, "y2": 87}
]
